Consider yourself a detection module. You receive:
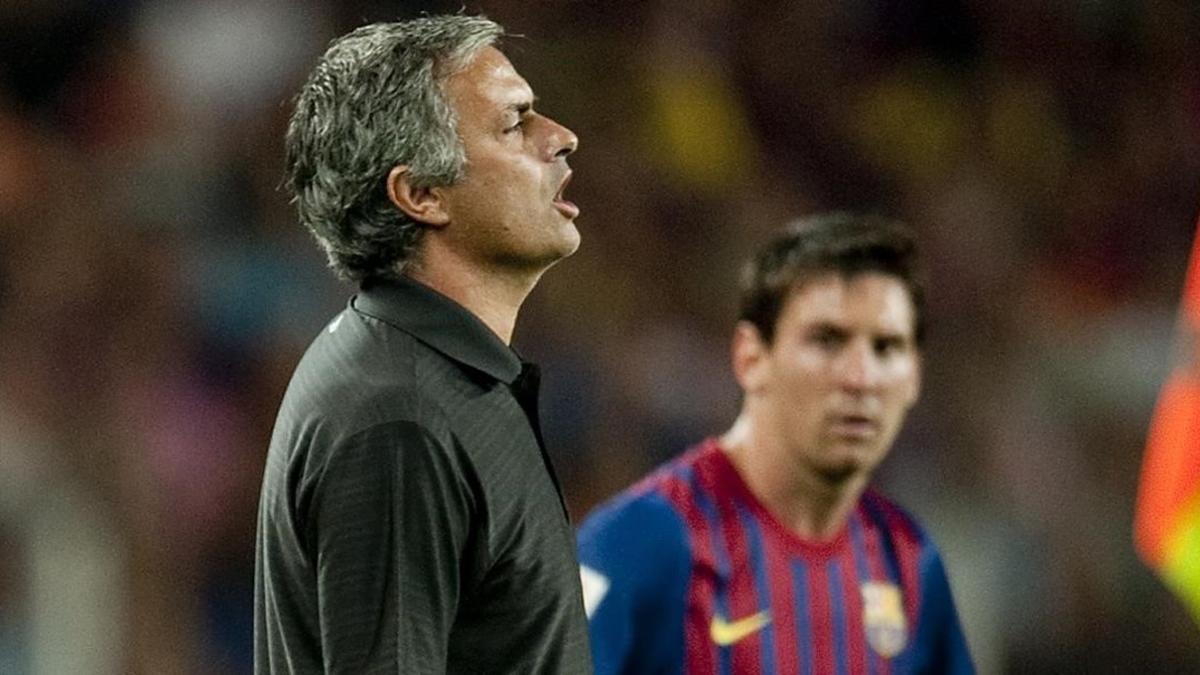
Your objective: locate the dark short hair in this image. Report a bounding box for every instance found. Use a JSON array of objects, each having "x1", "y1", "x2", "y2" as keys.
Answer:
[
  {"x1": 738, "y1": 212, "x2": 926, "y2": 345},
  {"x1": 285, "y1": 15, "x2": 503, "y2": 283}
]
